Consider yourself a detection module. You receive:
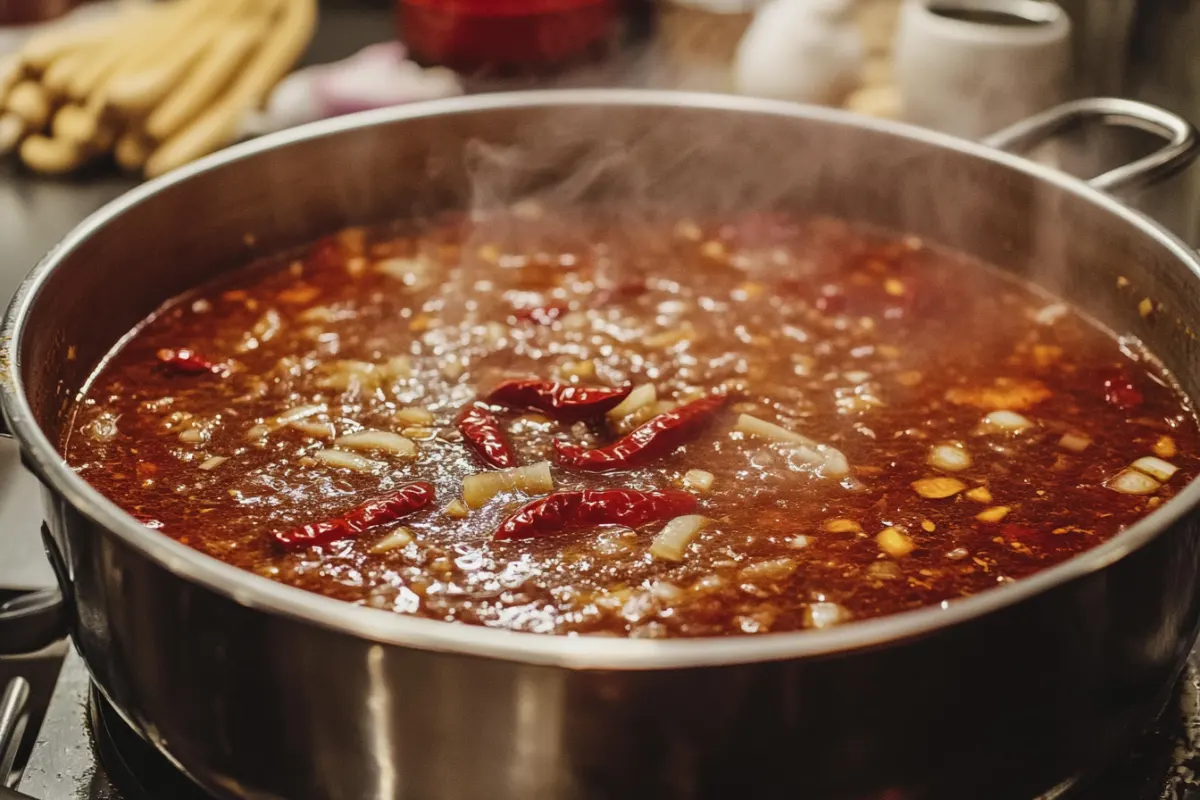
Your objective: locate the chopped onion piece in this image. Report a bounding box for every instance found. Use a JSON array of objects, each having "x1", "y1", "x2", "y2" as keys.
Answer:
[
  {"x1": 975, "y1": 506, "x2": 1010, "y2": 523},
  {"x1": 736, "y1": 414, "x2": 850, "y2": 478},
  {"x1": 395, "y1": 407, "x2": 434, "y2": 426},
  {"x1": 650, "y1": 581, "x2": 685, "y2": 603},
  {"x1": 912, "y1": 477, "x2": 967, "y2": 499},
  {"x1": 275, "y1": 404, "x2": 325, "y2": 426},
  {"x1": 88, "y1": 414, "x2": 119, "y2": 442},
  {"x1": 178, "y1": 428, "x2": 206, "y2": 444},
  {"x1": 291, "y1": 421, "x2": 335, "y2": 438},
  {"x1": 1154, "y1": 435, "x2": 1177, "y2": 459},
  {"x1": 313, "y1": 449, "x2": 386, "y2": 473},
  {"x1": 928, "y1": 443, "x2": 971, "y2": 472},
  {"x1": 805, "y1": 602, "x2": 851, "y2": 629},
  {"x1": 444, "y1": 499, "x2": 469, "y2": 519},
  {"x1": 976, "y1": 410, "x2": 1033, "y2": 434},
  {"x1": 736, "y1": 413, "x2": 815, "y2": 446},
  {"x1": 789, "y1": 535, "x2": 810, "y2": 549},
  {"x1": 370, "y1": 527, "x2": 414, "y2": 553},
  {"x1": 825, "y1": 518, "x2": 862, "y2": 534},
  {"x1": 560, "y1": 359, "x2": 596, "y2": 380},
  {"x1": 683, "y1": 469, "x2": 715, "y2": 493},
  {"x1": 1131, "y1": 456, "x2": 1178, "y2": 482},
  {"x1": 649, "y1": 515, "x2": 711, "y2": 561},
  {"x1": 739, "y1": 557, "x2": 797, "y2": 582},
  {"x1": 199, "y1": 456, "x2": 227, "y2": 471},
  {"x1": 607, "y1": 383, "x2": 657, "y2": 420},
  {"x1": 1109, "y1": 468, "x2": 1161, "y2": 494},
  {"x1": 877, "y1": 527, "x2": 914, "y2": 558},
  {"x1": 462, "y1": 461, "x2": 554, "y2": 509},
  {"x1": 334, "y1": 430, "x2": 417, "y2": 457},
  {"x1": 1058, "y1": 432, "x2": 1091, "y2": 453},
  {"x1": 1034, "y1": 303, "x2": 1069, "y2": 325},
  {"x1": 965, "y1": 486, "x2": 993, "y2": 504},
  {"x1": 247, "y1": 404, "x2": 327, "y2": 440}
]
